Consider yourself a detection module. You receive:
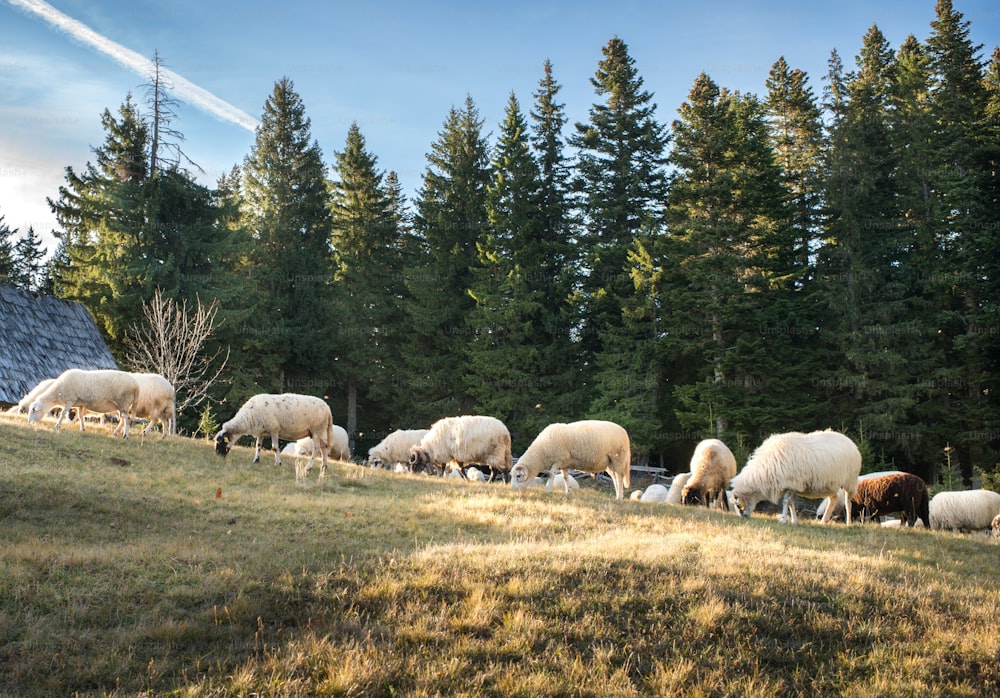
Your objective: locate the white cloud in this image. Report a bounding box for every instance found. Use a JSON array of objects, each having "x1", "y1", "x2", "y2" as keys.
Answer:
[{"x1": 8, "y1": 0, "x2": 259, "y2": 132}]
